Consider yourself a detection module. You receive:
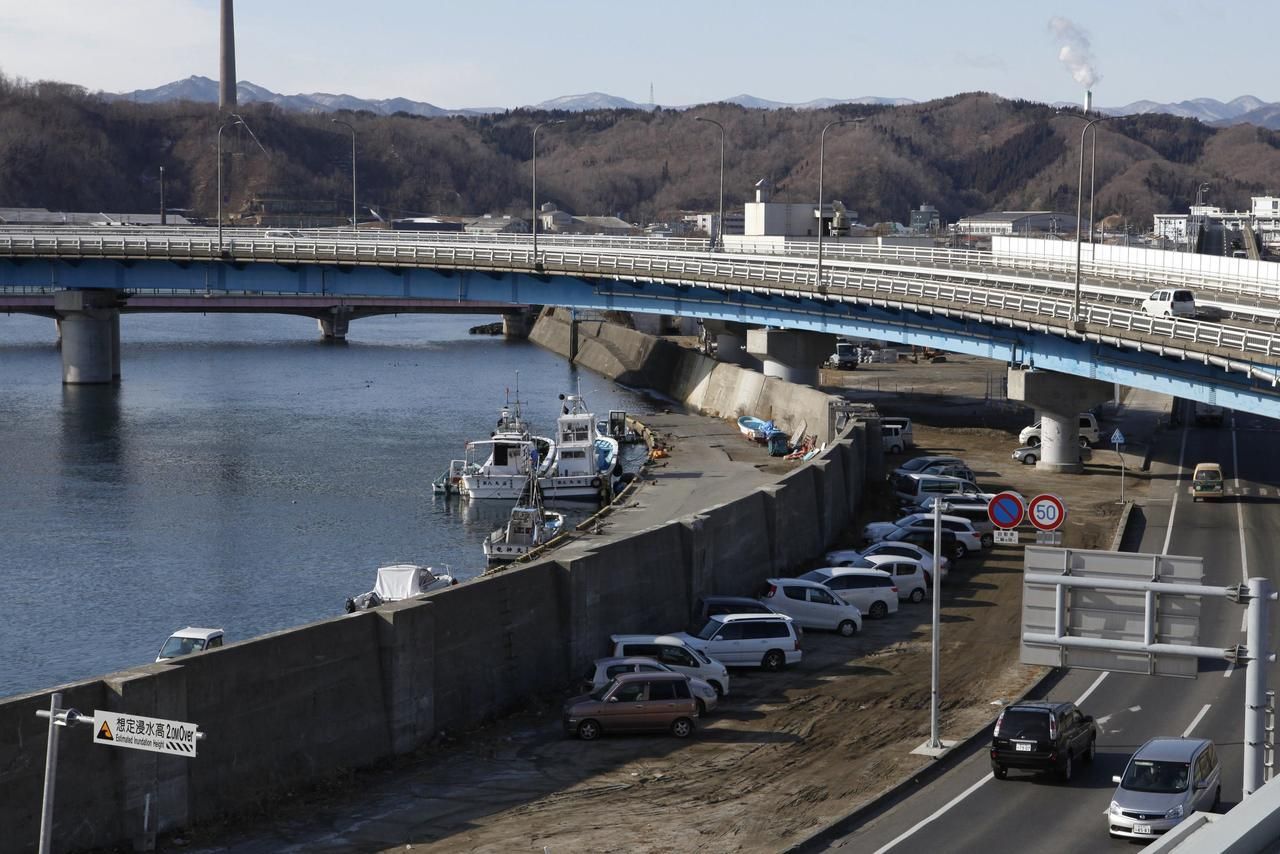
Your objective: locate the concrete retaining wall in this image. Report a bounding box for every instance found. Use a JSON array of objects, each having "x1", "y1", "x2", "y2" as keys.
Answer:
[{"x1": 0, "y1": 318, "x2": 877, "y2": 853}]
